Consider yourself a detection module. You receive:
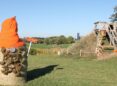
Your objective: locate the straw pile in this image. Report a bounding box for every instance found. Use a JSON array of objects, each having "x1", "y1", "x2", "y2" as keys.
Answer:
[
  {"x1": 67, "y1": 32, "x2": 97, "y2": 56},
  {"x1": 0, "y1": 46, "x2": 27, "y2": 86}
]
